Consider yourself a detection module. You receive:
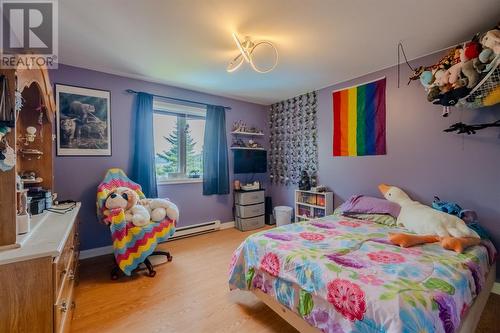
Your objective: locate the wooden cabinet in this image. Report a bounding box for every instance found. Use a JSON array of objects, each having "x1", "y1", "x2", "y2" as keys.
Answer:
[
  {"x1": 0, "y1": 205, "x2": 80, "y2": 333},
  {"x1": 0, "y1": 64, "x2": 55, "y2": 249}
]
